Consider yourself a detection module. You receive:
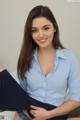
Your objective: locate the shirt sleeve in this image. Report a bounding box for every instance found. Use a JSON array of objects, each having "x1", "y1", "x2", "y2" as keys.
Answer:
[{"x1": 68, "y1": 54, "x2": 80, "y2": 102}]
